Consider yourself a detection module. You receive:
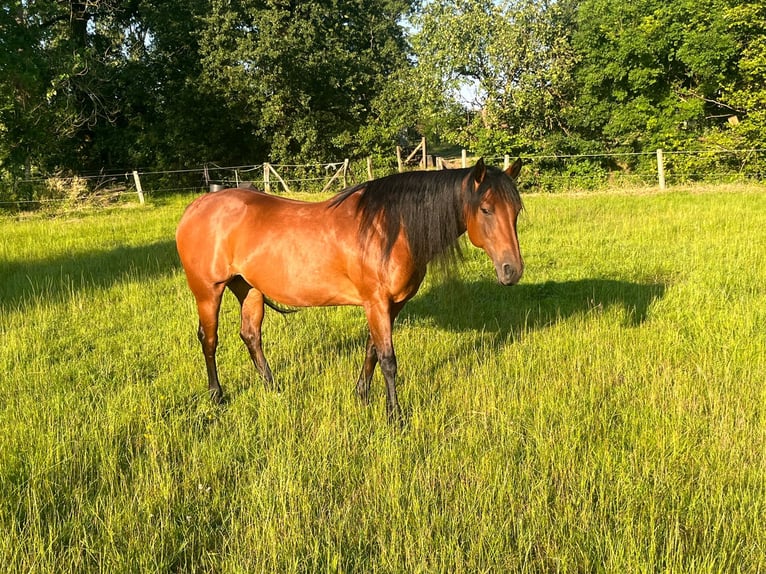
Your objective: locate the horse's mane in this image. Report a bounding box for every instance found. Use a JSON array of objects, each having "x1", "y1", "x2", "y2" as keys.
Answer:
[{"x1": 329, "y1": 166, "x2": 522, "y2": 269}]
